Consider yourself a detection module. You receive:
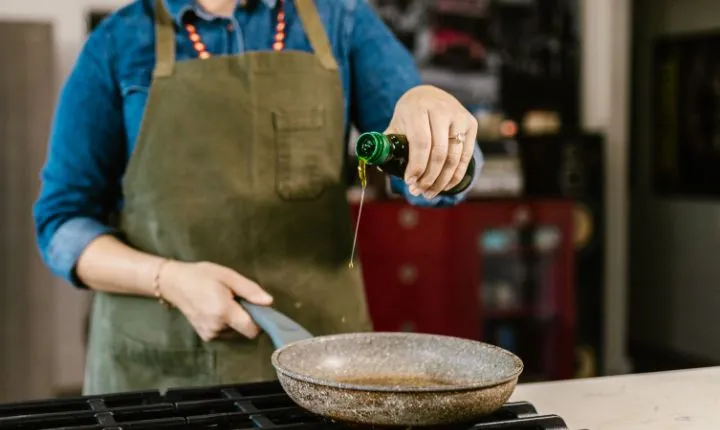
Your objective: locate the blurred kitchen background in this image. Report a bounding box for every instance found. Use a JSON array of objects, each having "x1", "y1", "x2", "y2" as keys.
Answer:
[{"x1": 1, "y1": 0, "x2": 719, "y2": 401}]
